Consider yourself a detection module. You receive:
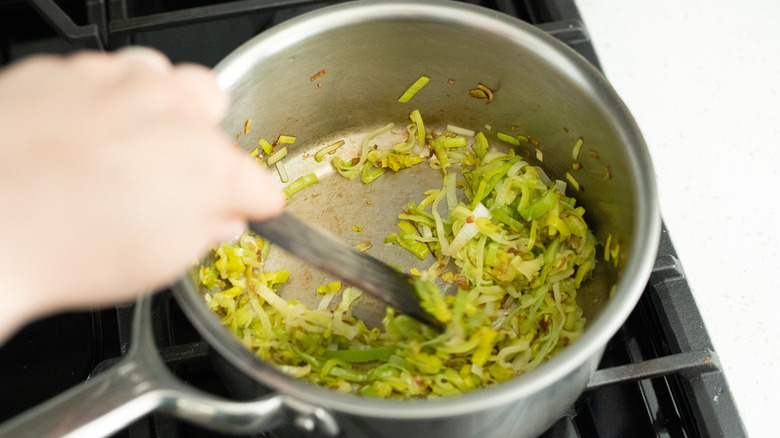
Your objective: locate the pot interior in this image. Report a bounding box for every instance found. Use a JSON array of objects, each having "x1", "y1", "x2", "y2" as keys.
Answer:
[
  {"x1": 177, "y1": 0, "x2": 659, "y2": 410},
  {"x1": 215, "y1": 6, "x2": 640, "y2": 327}
]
